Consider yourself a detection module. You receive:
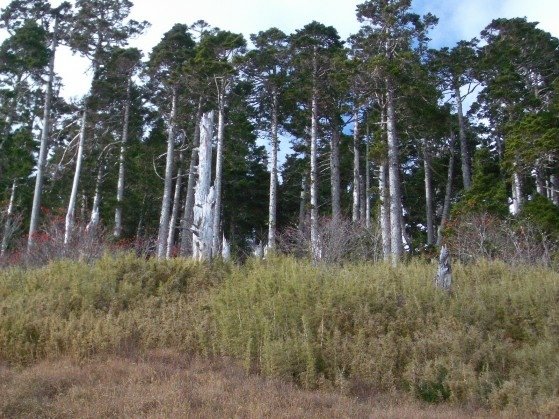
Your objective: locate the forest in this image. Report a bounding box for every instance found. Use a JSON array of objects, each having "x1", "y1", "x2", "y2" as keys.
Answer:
[
  {"x1": 1, "y1": 1, "x2": 559, "y2": 415},
  {"x1": 0, "y1": 0, "x2": 558, "y2": 264}
]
